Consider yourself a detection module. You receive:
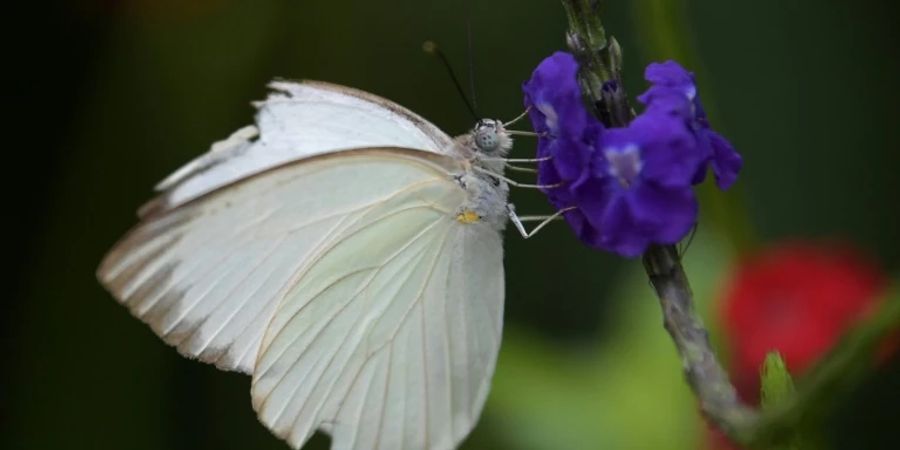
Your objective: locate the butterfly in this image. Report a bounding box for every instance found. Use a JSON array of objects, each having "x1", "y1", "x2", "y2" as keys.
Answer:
[{"x1": 97, "y1": 80, "x2": 553, "y2": 450}]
